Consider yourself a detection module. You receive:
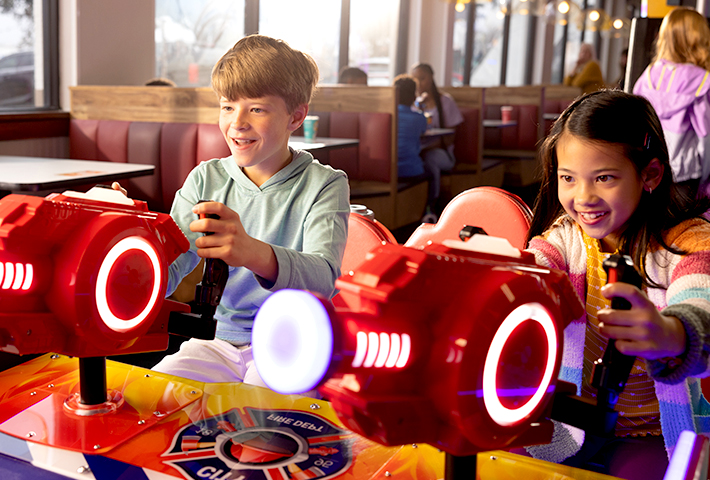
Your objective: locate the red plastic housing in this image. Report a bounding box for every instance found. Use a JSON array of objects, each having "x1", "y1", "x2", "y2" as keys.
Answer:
[
  {"x1": 320, "y1": 241, "x2": 584, "y2": 456},
  {"x1": 0, "y1": 192, "x2": 190, "y2": 357}
]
